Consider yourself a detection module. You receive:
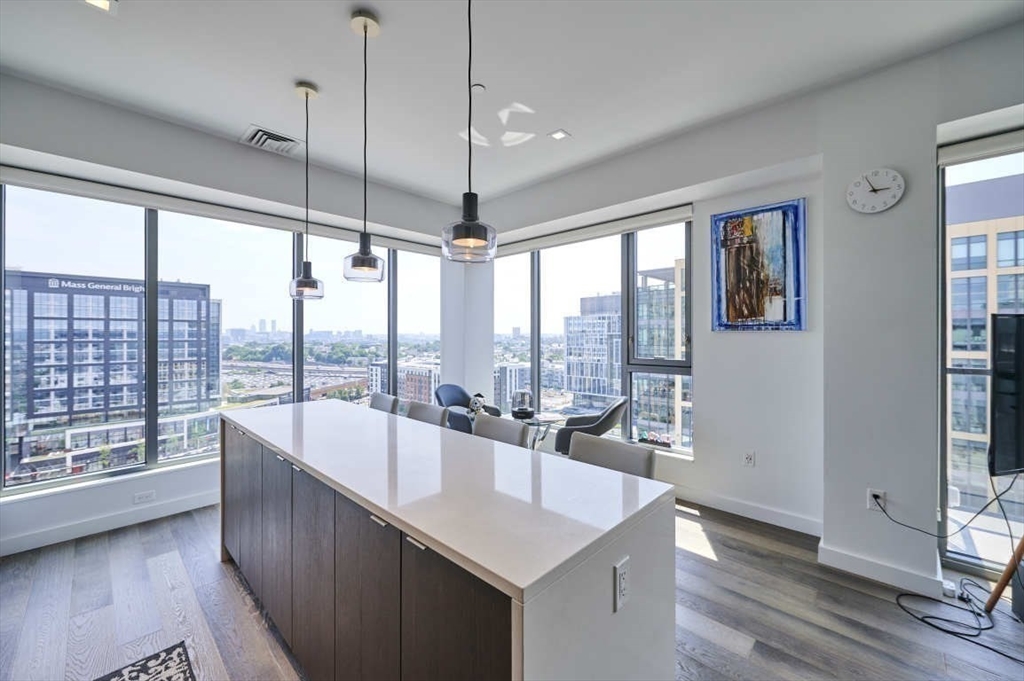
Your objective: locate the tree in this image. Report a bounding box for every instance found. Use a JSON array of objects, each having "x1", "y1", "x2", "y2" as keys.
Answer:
[{"x1": 98, "y1": 444, "x2": 112, "y2": 469}]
